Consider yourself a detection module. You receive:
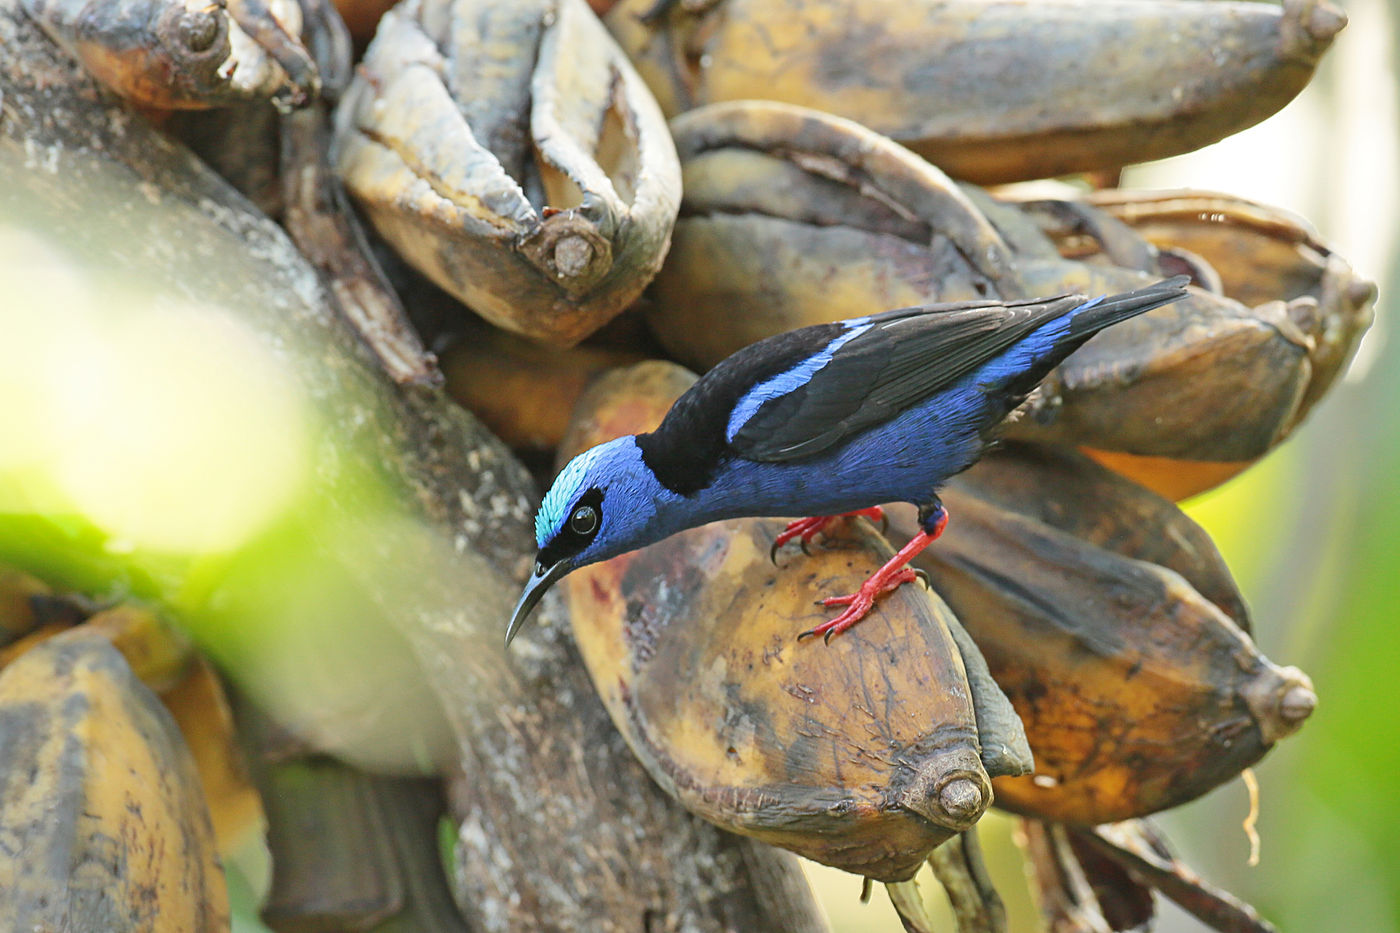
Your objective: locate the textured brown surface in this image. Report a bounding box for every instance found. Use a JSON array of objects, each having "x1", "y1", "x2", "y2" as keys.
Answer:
[{"x1": 605, "y1": 0, "x2": 1342, "y2": 184}]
